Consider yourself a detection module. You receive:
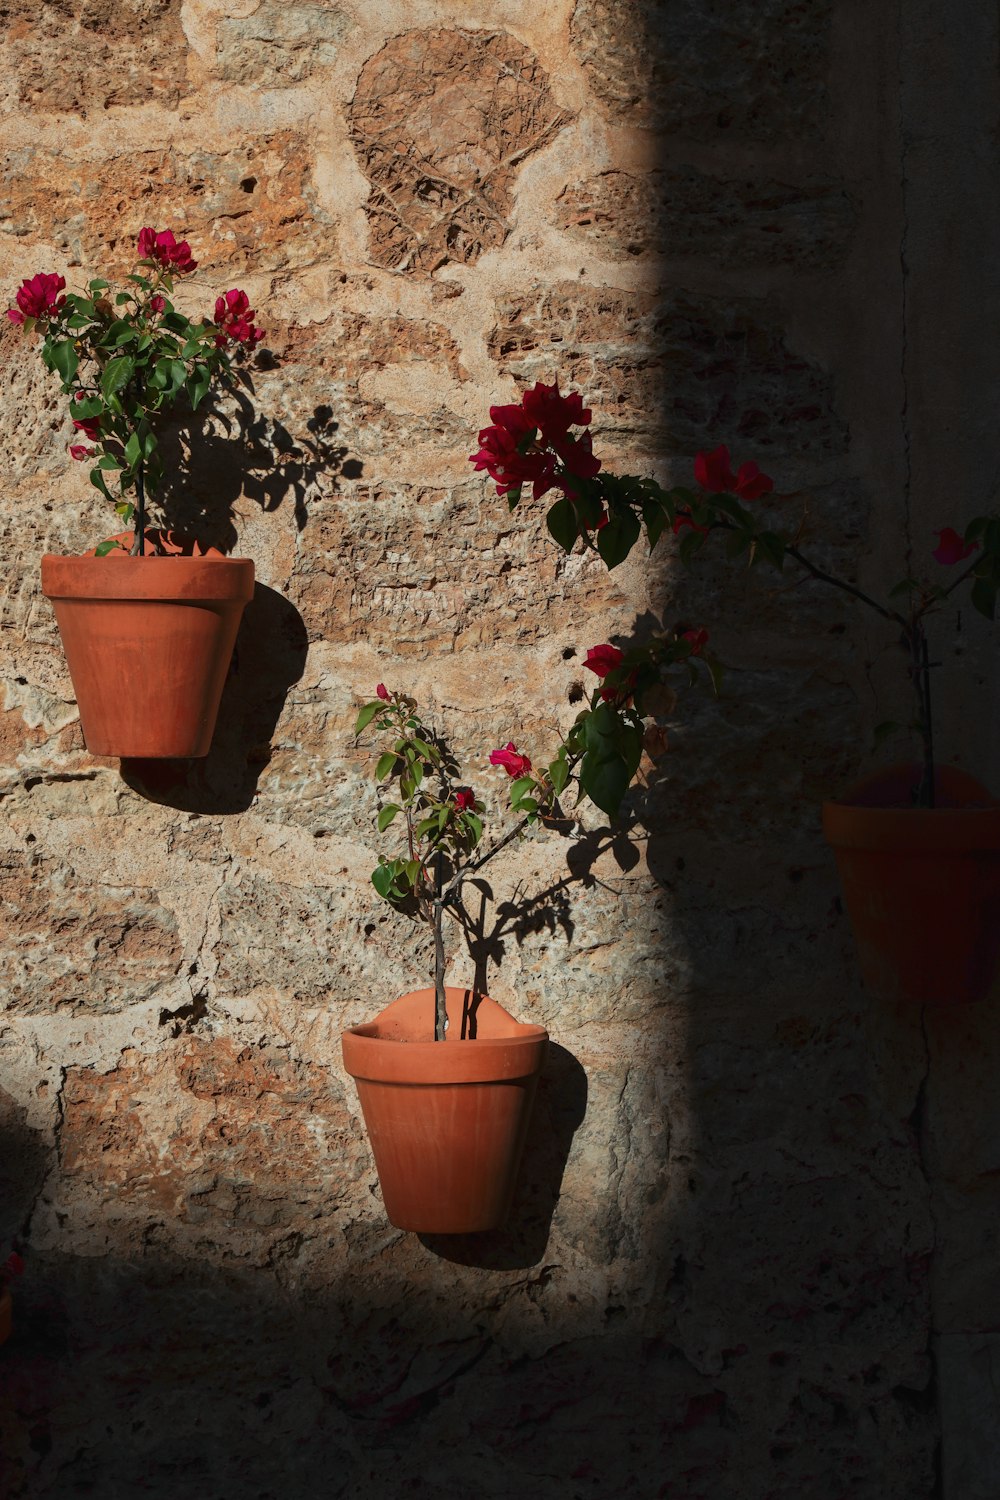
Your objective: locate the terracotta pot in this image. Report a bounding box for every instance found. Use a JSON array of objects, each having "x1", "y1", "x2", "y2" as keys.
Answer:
[
  {"x1": 41, "y1": 550, "x2": 255, "y2": 758},
  {"x1": 342, "y1": 987, "x2": 547, "y2": 1233},
  {"x1": 0, "y1": 1286, "x2": 10, "y2": 1346},
  {"x1": 822, "y1": 764, "x2": 1000, "y2": 1004}
]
